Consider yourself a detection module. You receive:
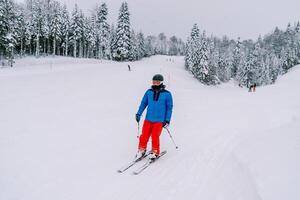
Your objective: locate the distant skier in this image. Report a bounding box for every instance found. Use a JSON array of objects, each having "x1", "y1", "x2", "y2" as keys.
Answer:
[
  {"x1": 135, "y1": 74, "x2": 173, "y2": 160},
  {"x1": 128, "y1": 65, "x2": 131, "y2": 71},
  {"x1": 253, "y1": 83, "x2": 257, "y2": 92},
  {"x1": 248, "y1": 83, "x2": 257, "y2": 92}
]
